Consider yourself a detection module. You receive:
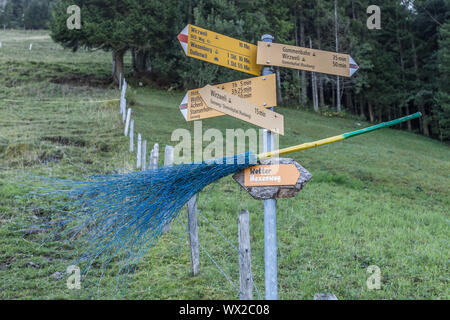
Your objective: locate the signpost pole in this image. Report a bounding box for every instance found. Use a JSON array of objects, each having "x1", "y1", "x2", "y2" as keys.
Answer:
[{"x1": 261, "y1": 34, "x2": 278, "y2": 300}]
